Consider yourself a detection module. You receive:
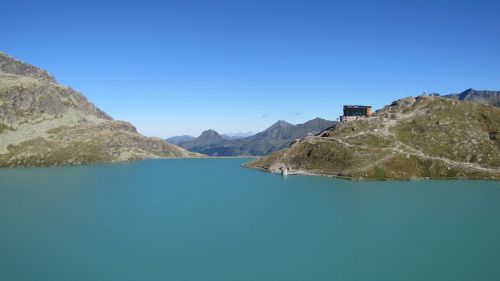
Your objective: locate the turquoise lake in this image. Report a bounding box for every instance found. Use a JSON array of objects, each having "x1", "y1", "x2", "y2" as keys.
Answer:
[{"x1": 0, "y1": 158, "x2": 499, "y2": 281}]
